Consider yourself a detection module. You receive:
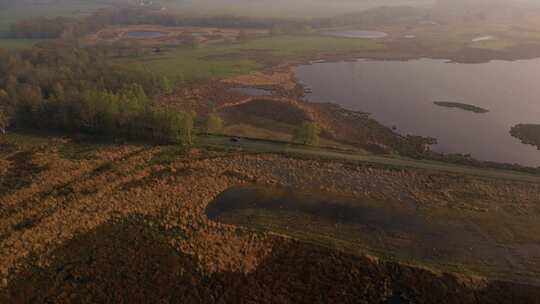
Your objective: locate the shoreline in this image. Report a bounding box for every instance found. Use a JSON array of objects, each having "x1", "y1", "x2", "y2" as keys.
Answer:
[{"x1": 216, "y1": 53, "x2": 540, "y2": 171}]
